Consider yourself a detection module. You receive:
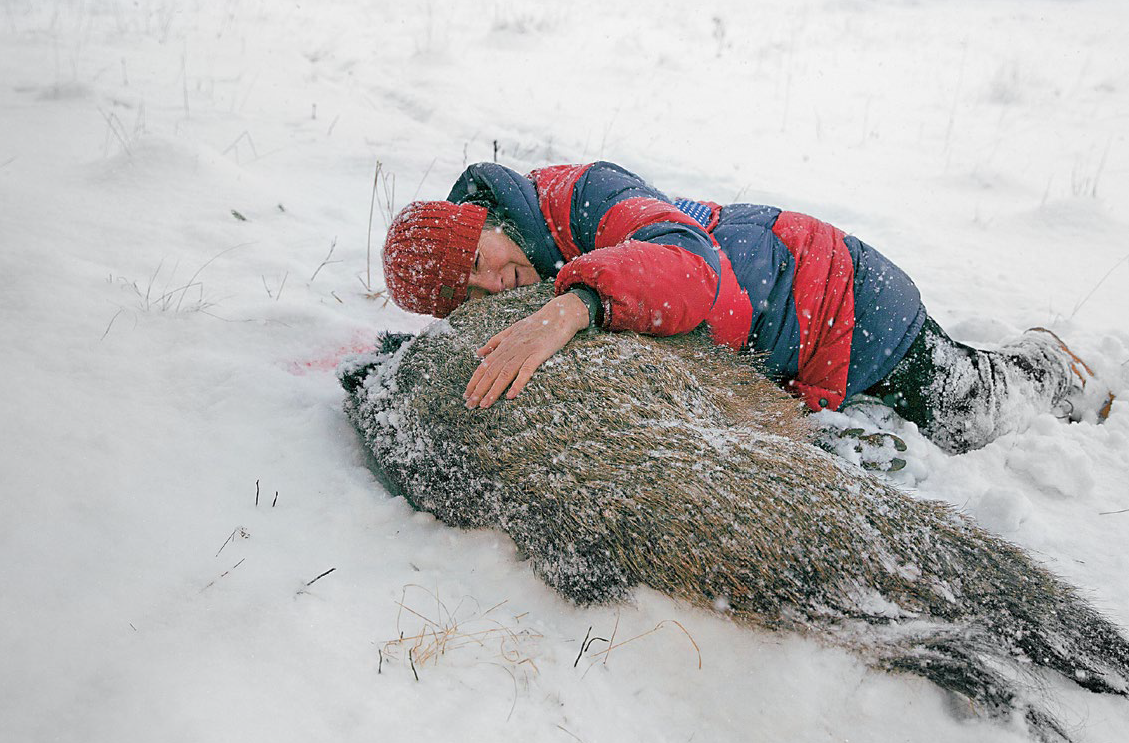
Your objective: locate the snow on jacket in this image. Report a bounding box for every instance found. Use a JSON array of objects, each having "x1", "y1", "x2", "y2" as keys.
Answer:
[{"x1": 447, "y1": 161, "x2": 926, "y2": 412}]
